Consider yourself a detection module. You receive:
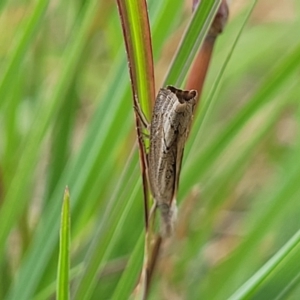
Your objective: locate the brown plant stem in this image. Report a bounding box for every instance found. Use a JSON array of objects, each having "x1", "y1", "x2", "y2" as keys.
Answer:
[{"x1": 185, "y1": 36, "x2": 215, "y2": 94}]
